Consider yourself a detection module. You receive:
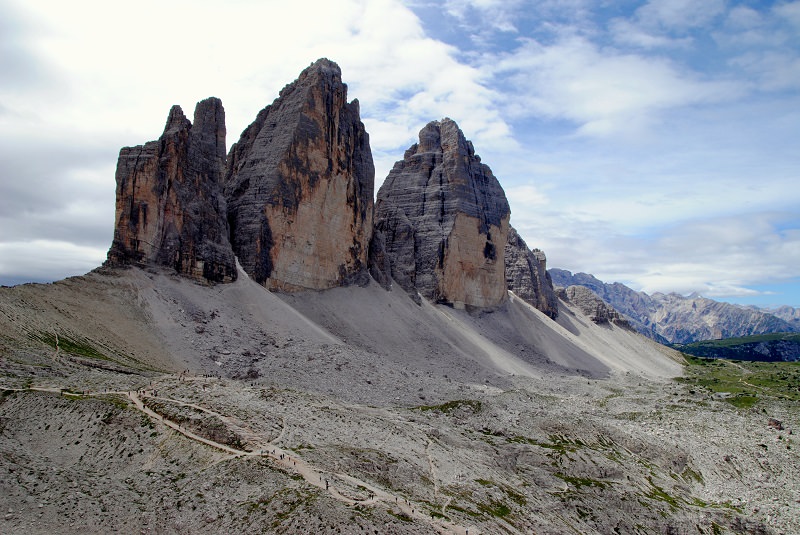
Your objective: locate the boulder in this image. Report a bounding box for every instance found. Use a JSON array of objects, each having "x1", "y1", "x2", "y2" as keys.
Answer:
[
  {"x1": 505, "y1": 227, "x2": 558, "y2": 318},
  {"x1": 106, "y1": 98, "x2": 236, "y2": 283},
  {"x1": 224, "y1": 58, "x2": 374, "y2": 291},
  {"x1": 374, "y1": 118, "x2": 509, "y2": 308}
]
